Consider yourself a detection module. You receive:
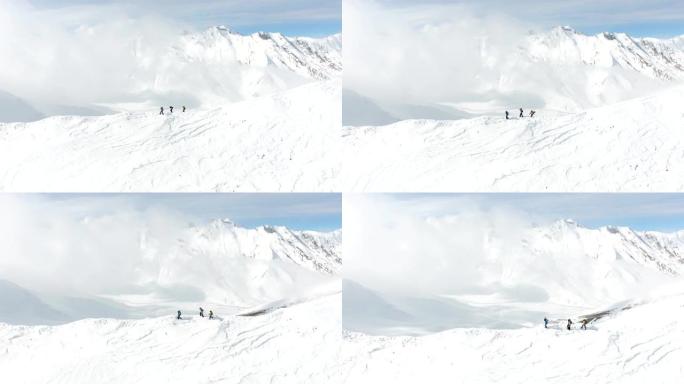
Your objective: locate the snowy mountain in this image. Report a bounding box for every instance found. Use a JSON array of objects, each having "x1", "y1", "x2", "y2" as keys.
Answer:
[
  {"x1": 0, "y1": 294, "x2": 343, "y2": 384},
  {"x1": 0, "y1": 80, "x2": 341, "y2": 192},
  {"x1": 0, "y1": 26, "x2": 341, "y2": 123},
  {"x1": 149, "y1": 27, "x2": 342, "y2": 106},
  {"x1": 530, "y1": 219, "x2": 684, "y2": 276},
  {"x1": 346, "y1": 26, "x2": 684, "y2": 126},
  {"x1": 0, "y1": 219, "x2": 341, "y2": 325},
  {"x1": 344, "y1": 219, "x2": 684, "y2": 334},
  {"x1": 342, "y1": 82, "x2": 684, "y2": 192},
  {"x1": 342, "y1": 289, "x2": 684, "y2": 384},
  {"x1": 493, "y1": 26, "x2": 684, "y2": 112},
  {"x1": 525, "y1": 26, "x2": 684, "y2": 81}
]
